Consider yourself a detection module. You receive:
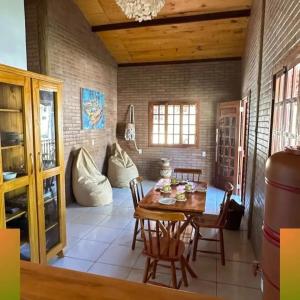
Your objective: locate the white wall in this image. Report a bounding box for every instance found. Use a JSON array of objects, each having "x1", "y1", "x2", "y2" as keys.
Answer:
[{"x1": 0, "y1": 0, "x2": 27, "y2": 70}]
